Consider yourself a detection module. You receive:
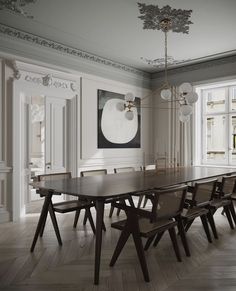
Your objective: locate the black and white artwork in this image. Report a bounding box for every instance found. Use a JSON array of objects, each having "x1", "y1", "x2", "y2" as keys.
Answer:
[{"x1": 98, "y1": 89, "x2": 141, "y2": 148}]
